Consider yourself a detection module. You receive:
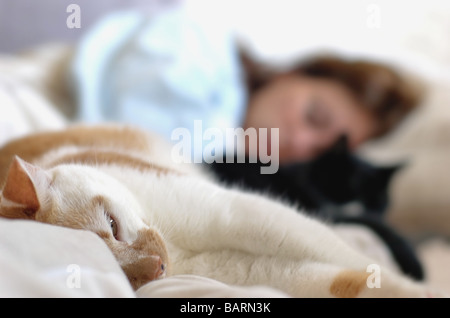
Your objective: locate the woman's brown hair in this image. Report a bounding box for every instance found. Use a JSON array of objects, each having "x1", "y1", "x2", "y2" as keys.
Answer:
[{"x1": 240, "y1": 51, "x2": 425, "y2": 137}]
